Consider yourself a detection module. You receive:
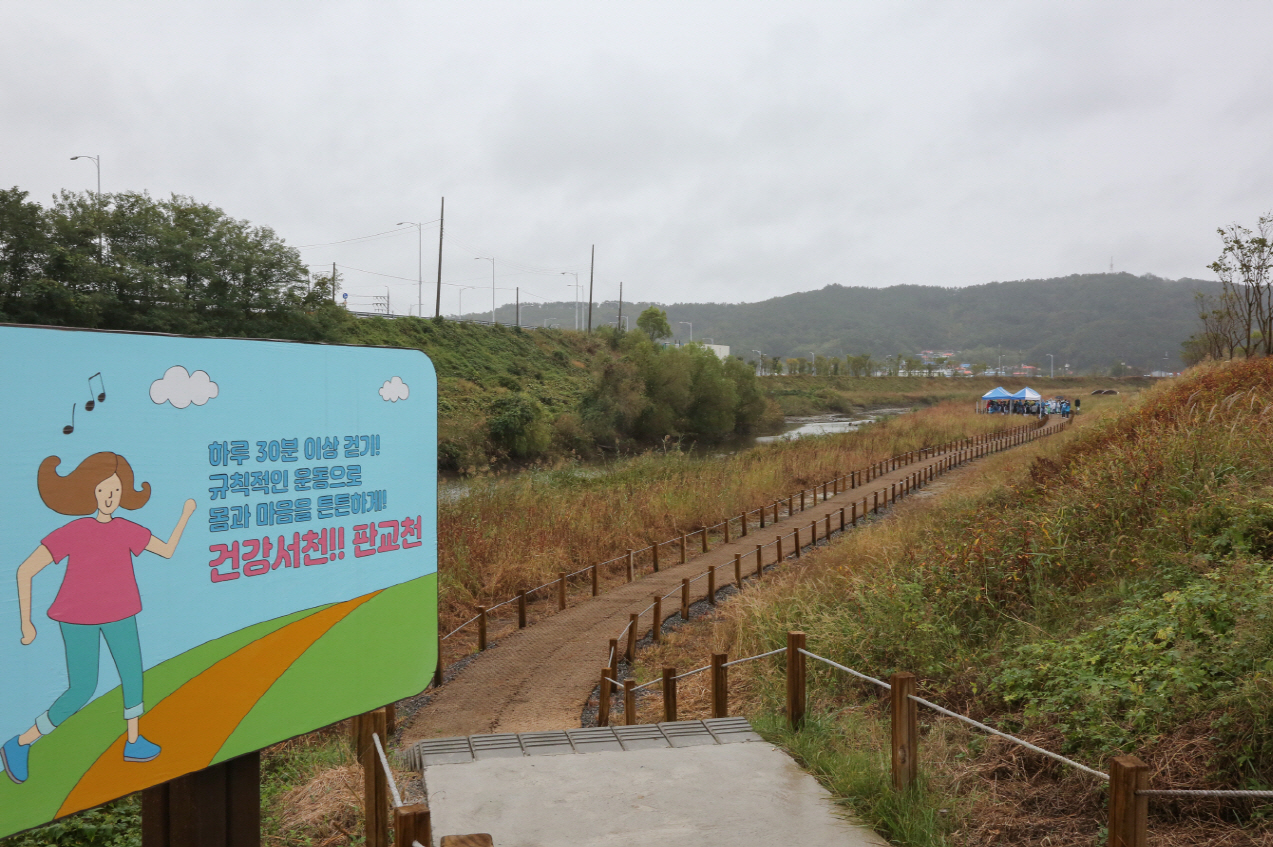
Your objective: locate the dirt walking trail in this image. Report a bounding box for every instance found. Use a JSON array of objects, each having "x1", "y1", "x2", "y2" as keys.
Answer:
[{"x1": 401, "y1": 424, "x2": 1063, "y2": 742}]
